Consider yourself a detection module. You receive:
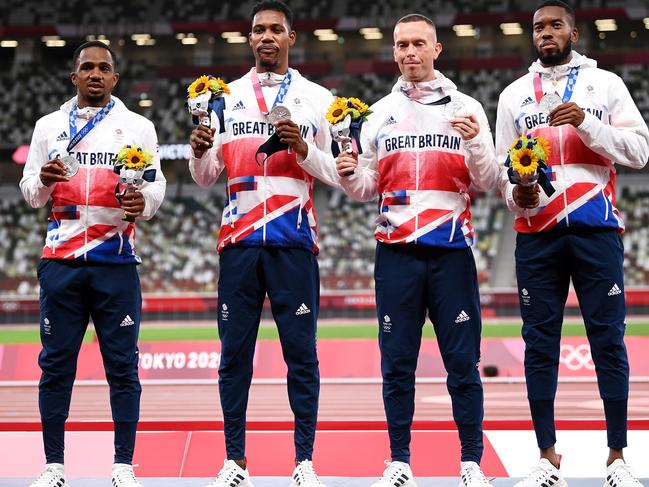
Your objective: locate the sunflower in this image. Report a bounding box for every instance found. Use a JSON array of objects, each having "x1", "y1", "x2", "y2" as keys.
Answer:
[
  {"x1": 208, "y1": 76, "x2": 230, "y2": 96},
  {"x1": 347, "y1": 97, "x2": 369, "y2": 114},
  {"x1": 187, "y1": 75, "x2": 211, "y2": 98},
  {"x1": 511, "y1": 147, "x2": 539, "y2": 176},
  {"x1": 115, "y1": 144, "x2": 132, "y2": 162},
  {"x1": 534, "y1": 135, "x2": 551, "y2": 161},
  {"x1": 326, "y1": 97, "x2": 350, "y2": 124},
  {"x1": 115, "y1": 145, "x2": 153, "y2": 170}
]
